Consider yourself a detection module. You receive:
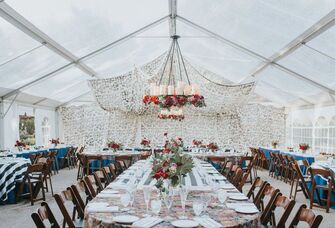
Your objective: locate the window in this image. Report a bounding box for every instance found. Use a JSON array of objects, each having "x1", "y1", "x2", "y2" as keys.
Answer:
[
  {"x1": 19, "y1": 113, "x2": 35, "y2": 145},
  {"x1": 328, "y1": 116, "x2": 335, "y2": 153},
  {"x1": 314, "y1": 116, "x2": 328, "y2": 153},
  {"x1": 292, "y1": 121, "x2": 313, "y2": 149}
]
